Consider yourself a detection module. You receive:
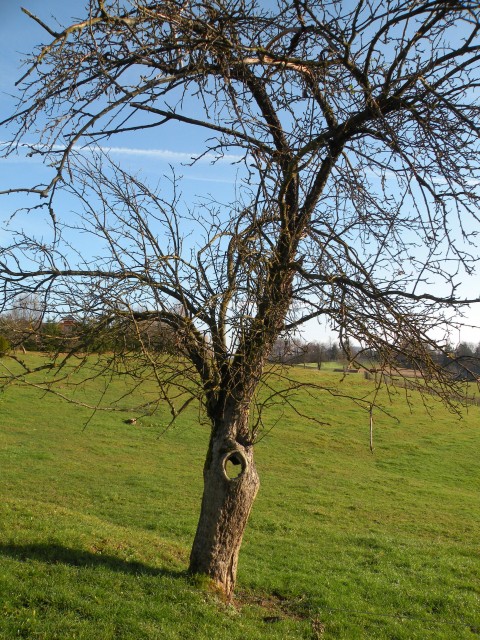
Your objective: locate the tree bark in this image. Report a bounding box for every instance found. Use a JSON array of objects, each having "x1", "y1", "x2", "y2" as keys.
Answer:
[{"x1": 189, "y1": 420, "x2": 260, "y2": 601}]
